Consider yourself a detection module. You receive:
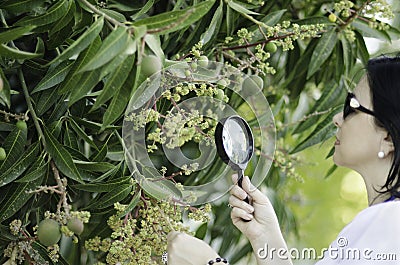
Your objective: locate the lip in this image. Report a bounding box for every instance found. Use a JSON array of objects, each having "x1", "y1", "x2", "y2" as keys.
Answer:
[{"x1": 334, "y1": 137, "x2": 340, "y2": 145}]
